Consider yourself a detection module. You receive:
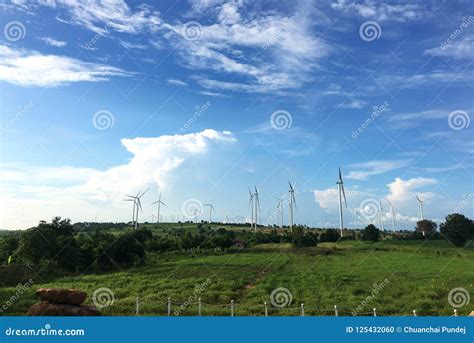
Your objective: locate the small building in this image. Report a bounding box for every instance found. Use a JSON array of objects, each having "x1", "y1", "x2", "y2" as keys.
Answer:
[{"x1": 232, "y1": 239, "x2": 245, "y2": 249}]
